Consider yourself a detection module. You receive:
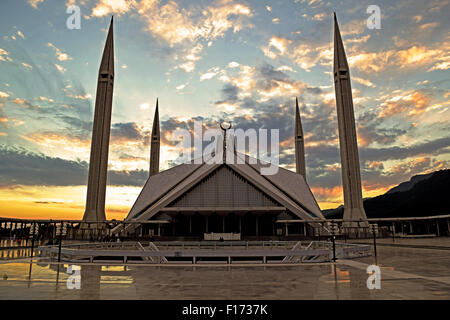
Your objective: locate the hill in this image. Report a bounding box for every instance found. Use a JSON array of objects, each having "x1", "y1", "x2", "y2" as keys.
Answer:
[{"x1": 323, "y1": 169, "x2": 450, "y2": 219}]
